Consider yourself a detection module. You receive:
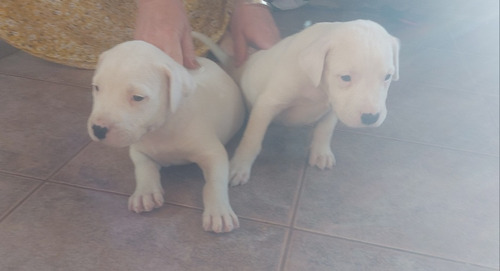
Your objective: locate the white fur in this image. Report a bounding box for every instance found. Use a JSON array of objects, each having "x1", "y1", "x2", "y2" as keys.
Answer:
[
  {"x1": 87, "y1": 41, "x2": 245, "y2": 233},
  {"x1": 207, "y1": 20, "x2": 400, "y2": 185}
]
